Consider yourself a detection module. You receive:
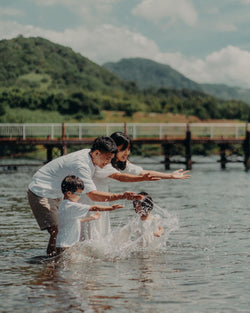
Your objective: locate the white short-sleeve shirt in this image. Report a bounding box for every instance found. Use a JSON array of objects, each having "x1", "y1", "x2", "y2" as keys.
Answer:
[
  {"x1": 115, "y1": 214, "x2": 162, "y2": 247},
  {"x1": 91, "y1": 163, "x2": 118, "y2": 193},
  {"x1": 92, "y1": 161, "x2": 143, "y2": 193},
  {"x1": 122, "y1": 214, "x2": 161, "y2": 237},
  {"x1": 80, "y1": 161, "x2": 143, "y2": 239},
  {"x1": 29, "y1": 149, "x2": 97, "y2": 198},
  {"x1": 119, "y1": 161, "x2": 143, "y2": 176},
  {"x1": 56, "y1": 199, "x2": 90, "y2": 247}
]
